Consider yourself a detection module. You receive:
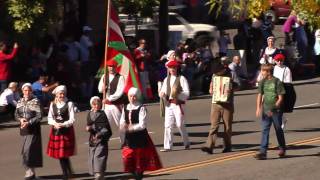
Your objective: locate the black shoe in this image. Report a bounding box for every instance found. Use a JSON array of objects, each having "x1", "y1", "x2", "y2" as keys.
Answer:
[
  {"x1": 254, "y1": 152, "x2": 267, "y2": 160},
  {"x1": 222, "y1": 147, "x2": 232, "y2": 153},
  {"x1": 201, "y1": 147, "x2": 213, "y2": 154}
]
